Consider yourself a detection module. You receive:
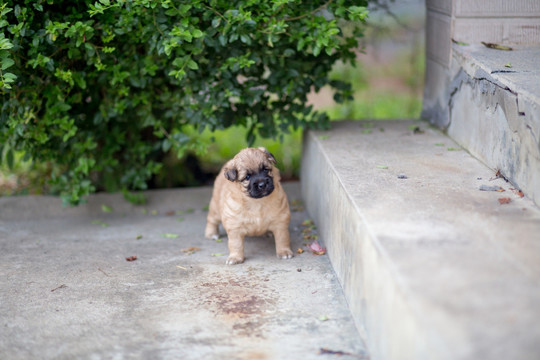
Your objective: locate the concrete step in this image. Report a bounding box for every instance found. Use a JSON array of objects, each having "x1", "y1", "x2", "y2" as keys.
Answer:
[
  {"x1": 301, "y1": 120, "x2": 540, "y2": 360},
  {"x1": 0, "y1": 183, "x2": 368, "y2": 360},
  {"x1": 426, "y1": 44, "x2": 540, "y2": 206}
]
